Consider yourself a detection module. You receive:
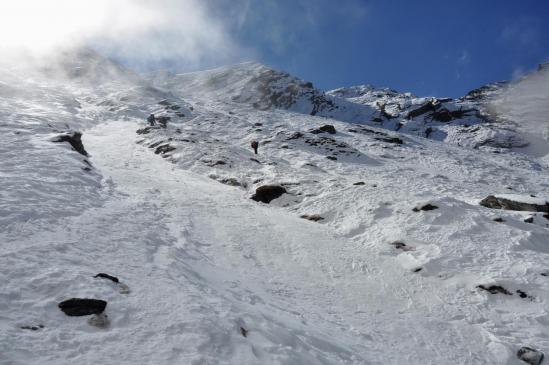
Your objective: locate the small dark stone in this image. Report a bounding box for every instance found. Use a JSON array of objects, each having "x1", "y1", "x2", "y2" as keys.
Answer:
[
  {"x1": 353, "y1": 182, "x2": 366, "y2": 186},
  {"x1": 516, "y1": 290, "x2": 530, "y2": 299},
  {"x1": 311, "y1": 125, "x2": 337, "y2": 134},
  {"x1": 300, "y1": 214, "x2": 324, "y2": 222},
  {"x1": 477, "y1": 285, "x2": 512, "y2": 295},
  {"x1": 413, "y1": 204, "x2": 439, "y2": 212},
  {"x1": 52, "y1": 132, "x2": 88, "y2": 156},
  {"x1": 326, "y1": 156, "x2": 337, "y2": 161},
  {"x1": 524, "y1": 217, "x2": 535, "y2": 224},
  {"x1": 413, "y1": 268, "x2": 423, "y2": 273},
  {"x1": 493, "y1": 217, "x2": 505, "y2": 222},
  {"x1": 58, "y1": 298, "x2": 107, "y2": 316},
  {"x1": 517, "y1": 346, "x2": 544, "y2": 365},
  {"x1": 21, "y1": 324, "x2": 44, "y2": 331},
  {"x1": 390, "y1": 241, "x2": 413, "y2": 251},
  {"x1": 240, "y1": 327, "x2": 248, "y2": 338},
  {"x1": 155, "y1": 144, "x2": 176, "y2": 155},
  {"x1": 94, "y1": 273, "x2": 119, "y2": 283},
  {"x1": 541, "y1": 272, "x2": 548, "y2": 277},
  {"x1": 251, "y1": 185, "x2": 287, "y2": 204}
]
